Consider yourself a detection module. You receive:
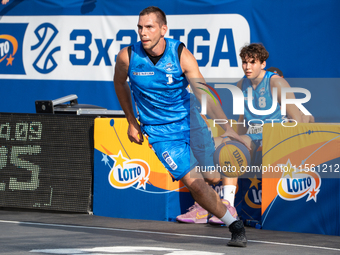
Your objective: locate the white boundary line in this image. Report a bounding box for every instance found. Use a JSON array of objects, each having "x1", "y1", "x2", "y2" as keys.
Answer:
[{"x1": 0, "y1": 220, "x2": 339, "y2": 252}]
